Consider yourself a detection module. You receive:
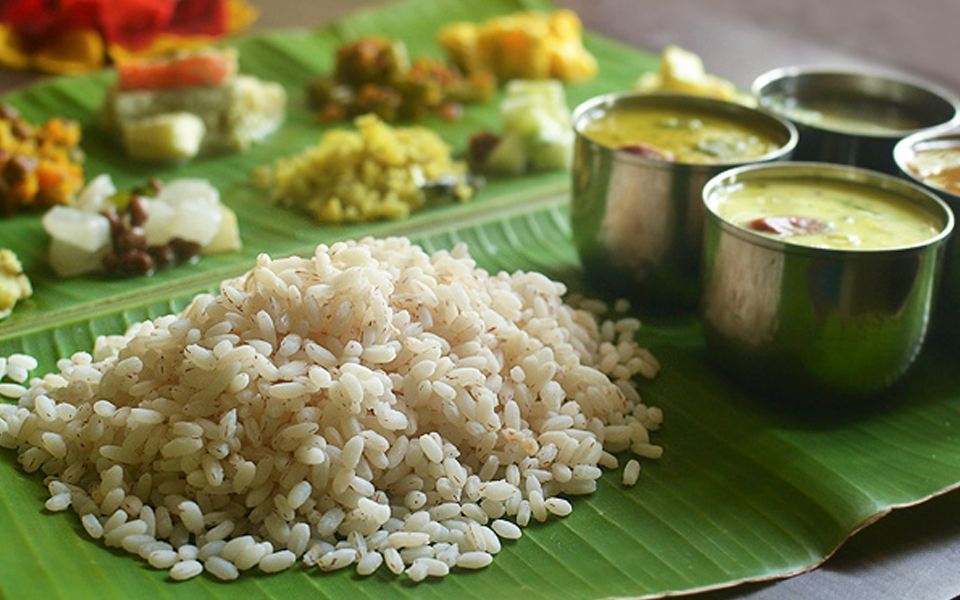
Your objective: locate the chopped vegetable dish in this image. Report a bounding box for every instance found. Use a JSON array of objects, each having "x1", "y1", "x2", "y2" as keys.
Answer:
[
  {"x1": 101, "y1": 48, "x2": 286, "y2": 162},
  {"x1": 43, "y1": 175, "x2": 240, "y2": 278},
  {"x1": 308, "y1": 37, "x2": 495, "y2": 123},
  {"x1": 468, "y1": 79, "x2": 573, "y2": 175},
  {"x1": 0, "y1": 103, "x2": 84, "y2": 216},
  {"x1": 254, "y1": 114, "x2": 478, "y2": 223}
]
